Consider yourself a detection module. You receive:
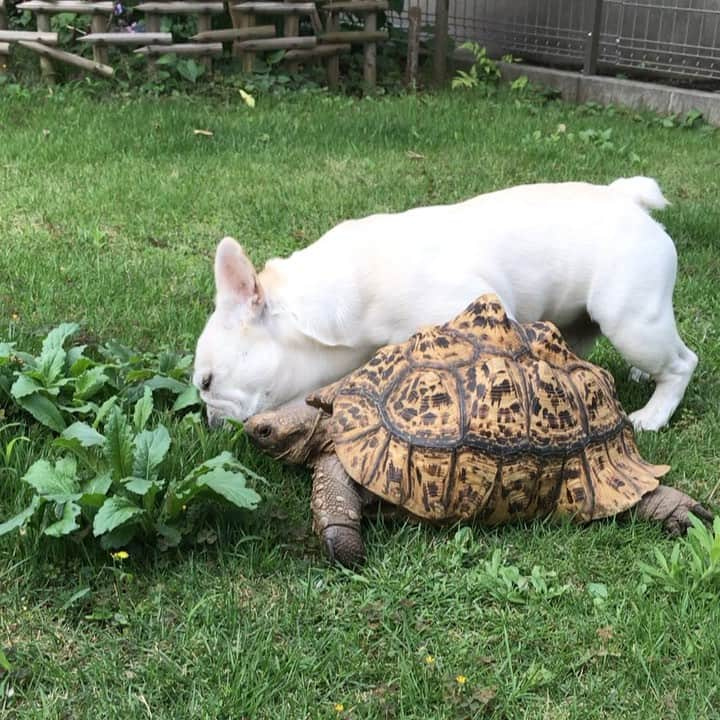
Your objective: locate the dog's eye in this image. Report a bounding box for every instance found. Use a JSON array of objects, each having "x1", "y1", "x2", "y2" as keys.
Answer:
[{"x1": 201, "y1": 374, "x2": 212, "y2": 391}]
